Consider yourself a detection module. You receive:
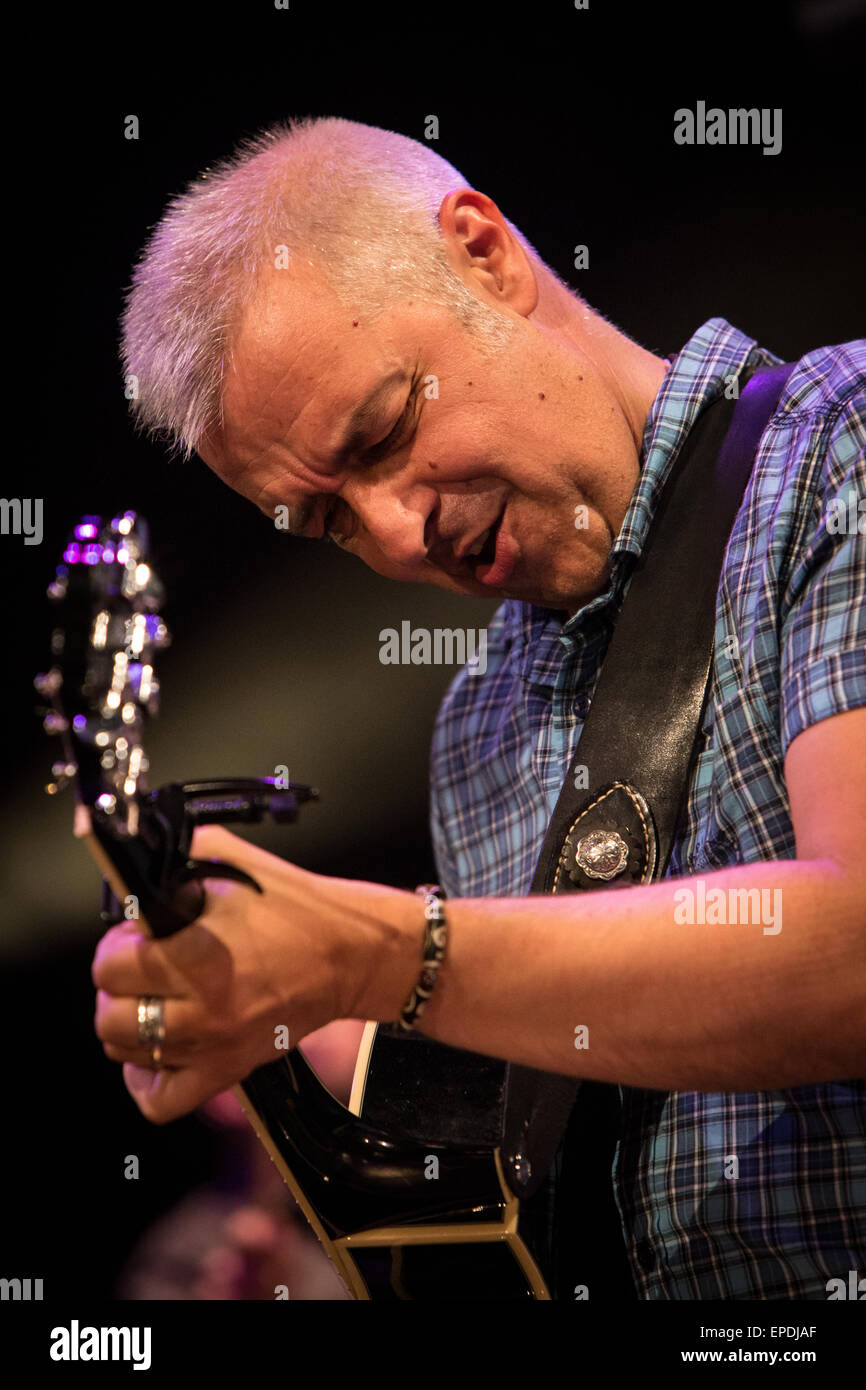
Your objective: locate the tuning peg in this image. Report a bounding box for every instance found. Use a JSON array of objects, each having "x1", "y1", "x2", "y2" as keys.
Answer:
[{"x1": 34, "y1": 669, "x2": 62, "y2": 697}]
